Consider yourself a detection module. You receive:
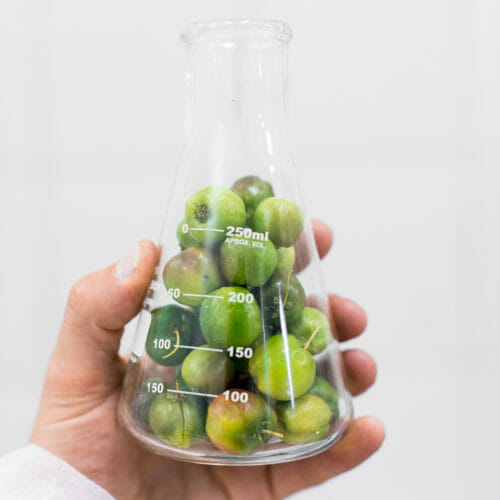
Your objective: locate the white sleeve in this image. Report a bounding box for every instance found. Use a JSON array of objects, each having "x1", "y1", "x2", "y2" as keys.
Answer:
[{"x1": 0, "y1": 445, "x2": 113, "y2": 500}]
